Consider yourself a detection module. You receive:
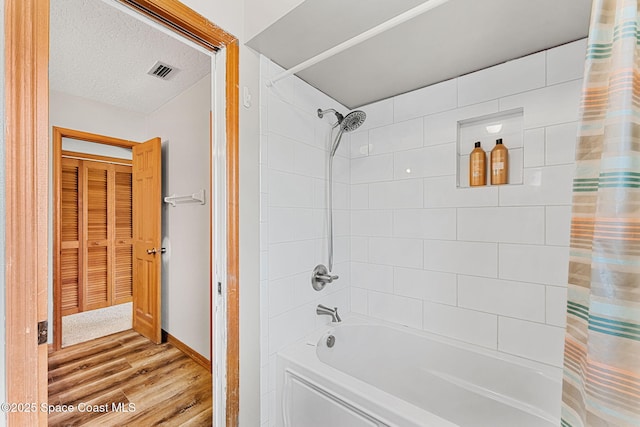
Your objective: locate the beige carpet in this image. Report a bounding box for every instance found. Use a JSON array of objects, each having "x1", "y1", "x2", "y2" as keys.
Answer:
[{"x1": 62, "y1": 302, "x2": 132, "y2": 347}]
